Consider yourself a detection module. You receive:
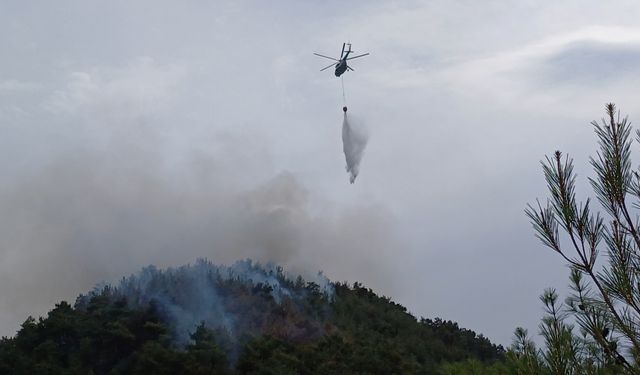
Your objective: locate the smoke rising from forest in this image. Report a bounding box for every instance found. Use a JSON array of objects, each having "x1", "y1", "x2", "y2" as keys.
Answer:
[
  {"x1": 77, "y1": 259, "x2": 334, "y2": 346},
  {"x1": 0, "y1": 141, "x2": 398, "y2": 338},
  {"x1": 342, "y1": 113, "x2": 369, "y2": 184}
]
